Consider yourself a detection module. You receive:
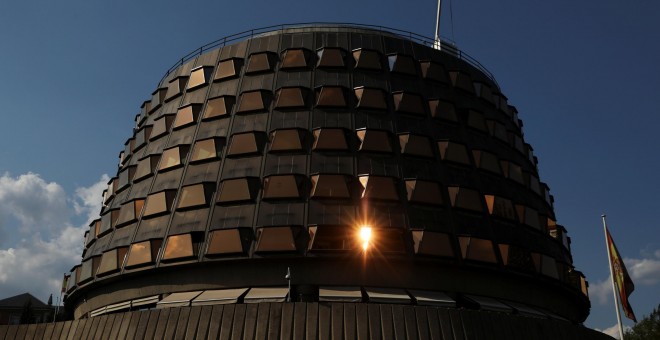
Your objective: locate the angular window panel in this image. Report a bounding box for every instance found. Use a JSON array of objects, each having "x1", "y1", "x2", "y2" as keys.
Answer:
[
  {"x1": 501, "y1": 161, "x2": 524, "y2": 184},
  {"x1": 177, "y1": 182, "x2": 215, "y2": 210},
  {"x1": 352, "y1": 49, "x2": 381, "y2": 71},
  {"x1": 458, "y1": 236, "x2": 497, "y2": 263},
  {"x1": 448, "y1": 71, "x2": 474, "y2": 93},
  {"x1": 99, "y1": 209, "x2": 120, "y2": 236},
  {"x1": 236, "y1": 90, "x2": 271, "y2": 113},
  {"x1": 187, "y1": 66, "x2": 214, "y2": 90},
  {"x1": 173, "y1": 104, "x2": 202, "y2": 130},
  {"x1": 159, "y1": 145, "x2": 189, "y2": 171},
  {"x1": 354, "y1": 87, "x2": 387, "y2": 110},
  {"x1": 373, "y1": 228, "x2": 406, "y2": 253},
  {"x1": 150, "y1": 114, "x2": 176, "y2": 140},
  {"x1": 190, "y1": 138, "x2": 224, "y2": 163},
  {"x1": 356, "y1": 129, "x2": 392, "y2": 153},
  {"x1": 269, "y1": 129, "x2": 305, "y2": 153},
  {"x1": 274, "y1": 87, "x2": 308, "y2": 109},
  {"x1": 85, "y1": 224, "x2": 96, "y2": 247},
  {"x1": 472, "y1": 150, "x2": 501, "y2": 174},
  {"x1": 484, "y1": 195, "x2": 516, "y2": 221},
  {"x1": 358, "y1": 175, "x2": 399, "y2": 201},
  {"x1": 142, "y1": 190, "x2": 177, "y2": 218},
  {"x1": 387, "y1": 54, "x2": 416, "y2": 75},
  {"x1": 392, "y1": 92, "x2": 425, "y2": 116},
  {"x1": 262, "y1": 174, "x2": 304, "y2": 200},
  {"x1": 412, "y1": 230, "x2": 454, "y2": 257},
  {"x1": 516, "y1": 205, "x2": 541, "y2": 230},
  {"x1": 447, "y1": 187, "x2": 483, "y2": 212},
  {"x1": 499, "y1": 244, "x2": 535, "y2": 271},
  {"x1": 486, "y1": 120, "x2": 509, "y2": 142},
  {"x1": 78, "y1": 257, "x2": 96, "y2": 284},
  {"x1": 165, "y1": 76, "x2": 189, "y2": 102},
  {"x1": 227, "y1": 132, "x2": 265, "y2": 157},
  {"x1": 428, "y1": 99, "x2": 458, "y2": 122},
  {"x1": 214, "y1": 58, "x2": 243, "y2": 81},
  {"x1": 474, "y1": 82, "x2": 494, "y2": 104},
  {"x1": 150, "y1": 87, "x2": 168, "y2": 112},
  {"x1": 511, "y1": 133, "x2": 525, "y2": 154},
  {"x1": 307, "y1": 225, "x2": 354, "y2": 251},
  {"x1": 527, "y1": 173, "x2": 541, "y2": 195},
  {"x1": 123, "y1": 138, "x2": 135, "y2": 162},
  {"x1": 134, "y1": 125, "x2": 153, "y2": 150},
  {"x1": 541, "y1": 254, "x2": 559, "y2": 279},
  {"x1": 280, "y1": 49, "x2": 309, "y2": 69},
  {"x1": 315, "y1": 86, "x2": 347, "y2": 108},
  {"x1": 115, "y1": 199, "x2": 145, "y2": 227},
  {"x1": 162, "y1": 233, "x2": 196, "y2": 261},
  {"x1": 316, "y1": 48, "x2": 345, "y2": 68},
  {"x1": 399, "y1": 134, "x2": 434, "y2": 158},
  {"x1": 206, "y1": 228, "x2": 249, "y2": 255},
  {"x1": 254, "y1": 226, "x2": 298, "y2": 253},
  {"x1": 405, "y1": 180, "x2": 444, "y2": 206},
  {"x1": 217, "y1": 177, "x2": 260, "y2": 204},
  {"x1": 437, "y1": 141, "x2": 471, "y2": 165},
  {"x1": 117, "y1": 165, "x2": 136, "y2": 191},
  {"x1": 419, "y1": 61, "x2": 449, "y2": 83},
  {"x1": 104, "y1": 177, "x2": 118, "y2": 204},
  {"x1": 467, "y1": 110, "x2": 488, "y2": 132},
  {"x1": 245, "y1": 52, "x2": 276, "y2": 74},
  {"x1": 134, "y1": 155, "x2": 160, "y2": 182},
  {"x1": 203, "y1": 96, "x2": 235, "y2": 120},
  {"x1": 96, "y1": 247, "x2": 128, "y2": 276},
  {"x1": 312, "y1": 128, "x2": 348, "y2": 151},
  {"x1": 310, "y1": 174, "x2": 351, "y2": 199},
  {"x1": 125, "y1": 239, "x2": 162, "y2": 268}
]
